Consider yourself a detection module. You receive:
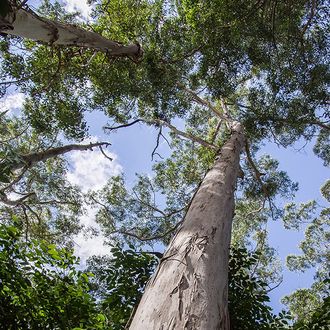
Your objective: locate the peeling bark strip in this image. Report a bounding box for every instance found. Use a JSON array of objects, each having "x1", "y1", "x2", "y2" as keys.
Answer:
[
  {"x1": 130, "y1": 122, "x2": 245, "y2": 330},
  {"x1": 0, "y1": 4, "x2": 142, "y2": 61}
]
